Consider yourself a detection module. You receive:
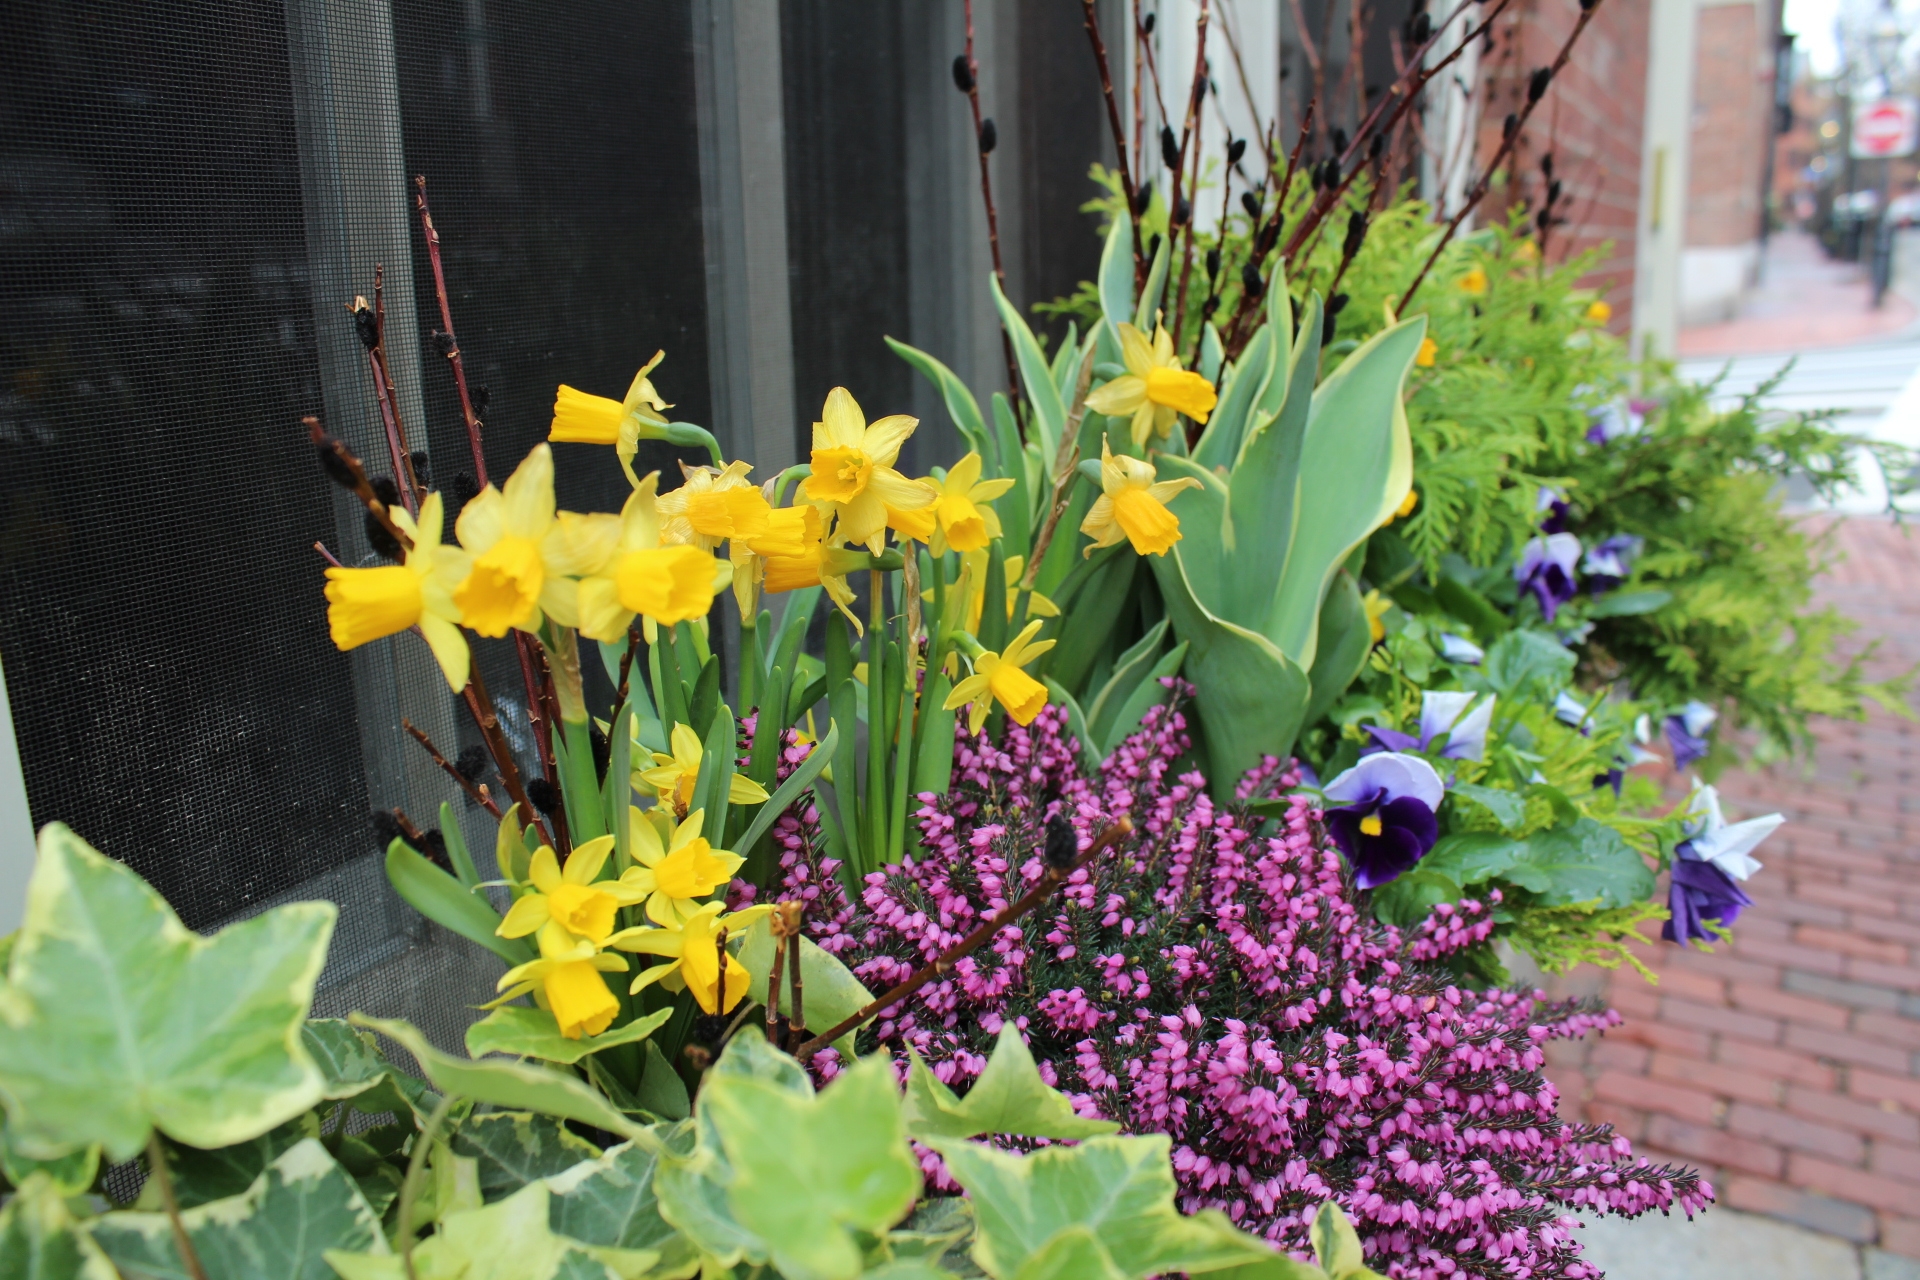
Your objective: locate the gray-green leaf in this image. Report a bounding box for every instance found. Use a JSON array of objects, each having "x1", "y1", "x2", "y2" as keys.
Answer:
[{"x1": 0, "y1": 824, "x2": 333, "y2": 1162}]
